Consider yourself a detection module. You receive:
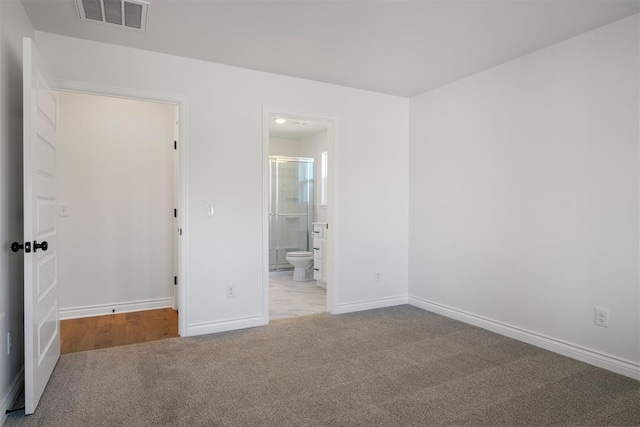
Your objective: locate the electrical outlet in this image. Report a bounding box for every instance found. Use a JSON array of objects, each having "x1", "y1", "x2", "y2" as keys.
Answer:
[
  {"x1": 226, "y1": 285, "x2": 236, "y2": 298},
  {"x1": 7, "y1": 332, "x2": 11, "y2": 355},
  {"x1": 374, "y1": 272, "x2": 381, "y2": 282},
  {"x1": 595, "y1": 307, "x2": 609, "y2": 328}
]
